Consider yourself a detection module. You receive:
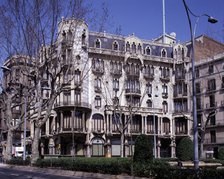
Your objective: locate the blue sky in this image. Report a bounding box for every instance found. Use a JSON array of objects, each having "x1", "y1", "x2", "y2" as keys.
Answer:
[{"x1": 92, "y1": 0, "x2": 224, "y2": 43}]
